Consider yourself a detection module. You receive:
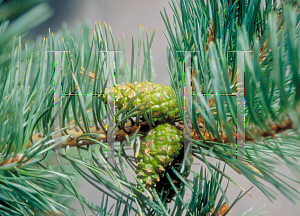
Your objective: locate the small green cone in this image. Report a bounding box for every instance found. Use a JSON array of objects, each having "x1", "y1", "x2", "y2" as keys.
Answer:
[
  {"x1": 155, "y1": 145, "x2": 193, "y2": 203},
  {"x1": 103, "y1": 81, "x2": 181, "y2": 123},
  {"x1": 135, "y1": 123, "x2": 183, "y2": 190}
]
